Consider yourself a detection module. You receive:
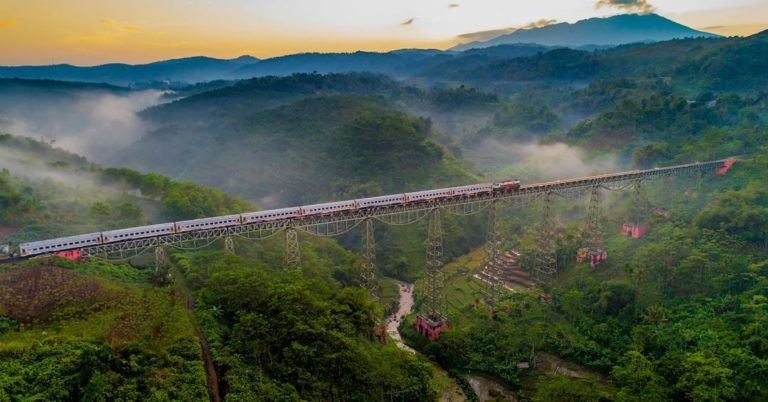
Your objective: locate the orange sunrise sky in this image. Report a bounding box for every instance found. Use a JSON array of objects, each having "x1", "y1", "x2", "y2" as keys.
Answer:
[{"x1": 1, "y1": 0, "x2": 766, "y2": 65}]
